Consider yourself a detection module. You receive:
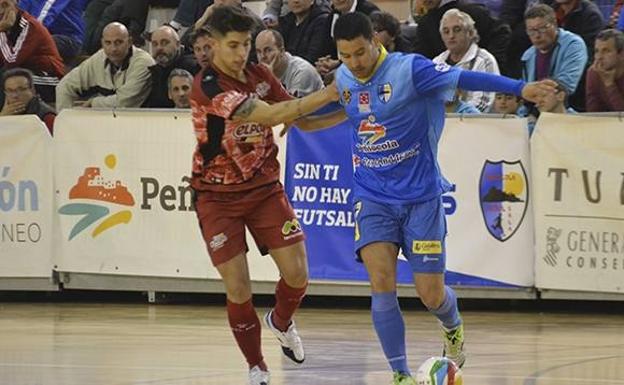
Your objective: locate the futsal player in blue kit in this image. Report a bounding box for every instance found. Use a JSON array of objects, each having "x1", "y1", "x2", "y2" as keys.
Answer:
[{"x1": 291, "y1": 12, "x2": 557, "y2": 385}]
